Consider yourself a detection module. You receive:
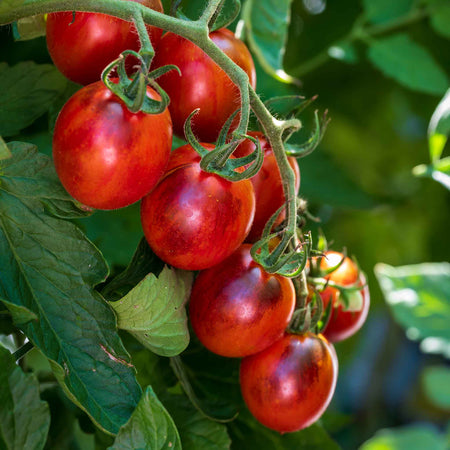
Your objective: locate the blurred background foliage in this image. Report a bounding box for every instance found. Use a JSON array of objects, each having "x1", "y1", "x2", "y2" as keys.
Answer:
[{"x1": 1, "y1": 0, "x2": 449, "y2": 448}]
